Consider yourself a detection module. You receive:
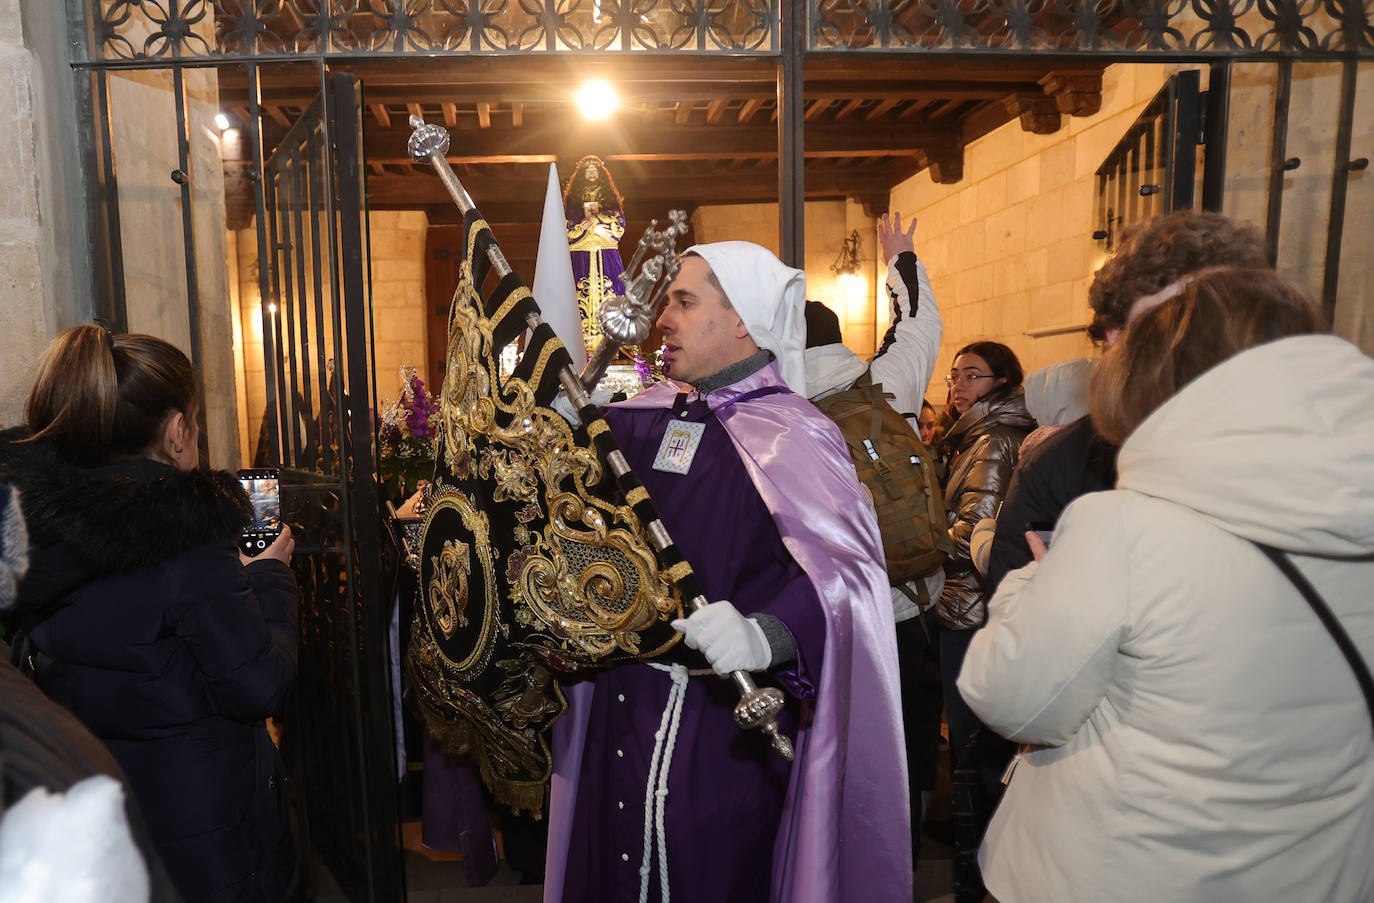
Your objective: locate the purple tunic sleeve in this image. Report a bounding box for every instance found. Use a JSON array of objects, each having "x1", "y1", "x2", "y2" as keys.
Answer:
[{"x1": 756, "y1": 571, "x2": 826, "y2": 700}]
